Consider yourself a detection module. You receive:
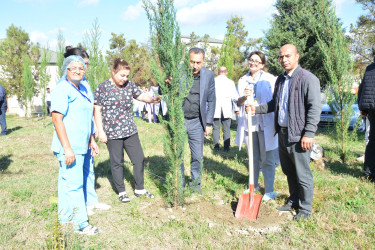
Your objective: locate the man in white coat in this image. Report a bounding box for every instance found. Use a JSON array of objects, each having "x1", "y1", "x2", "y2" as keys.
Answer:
[{"x1": 213, "y1": 66, "x2": 239, "y2": 152}]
